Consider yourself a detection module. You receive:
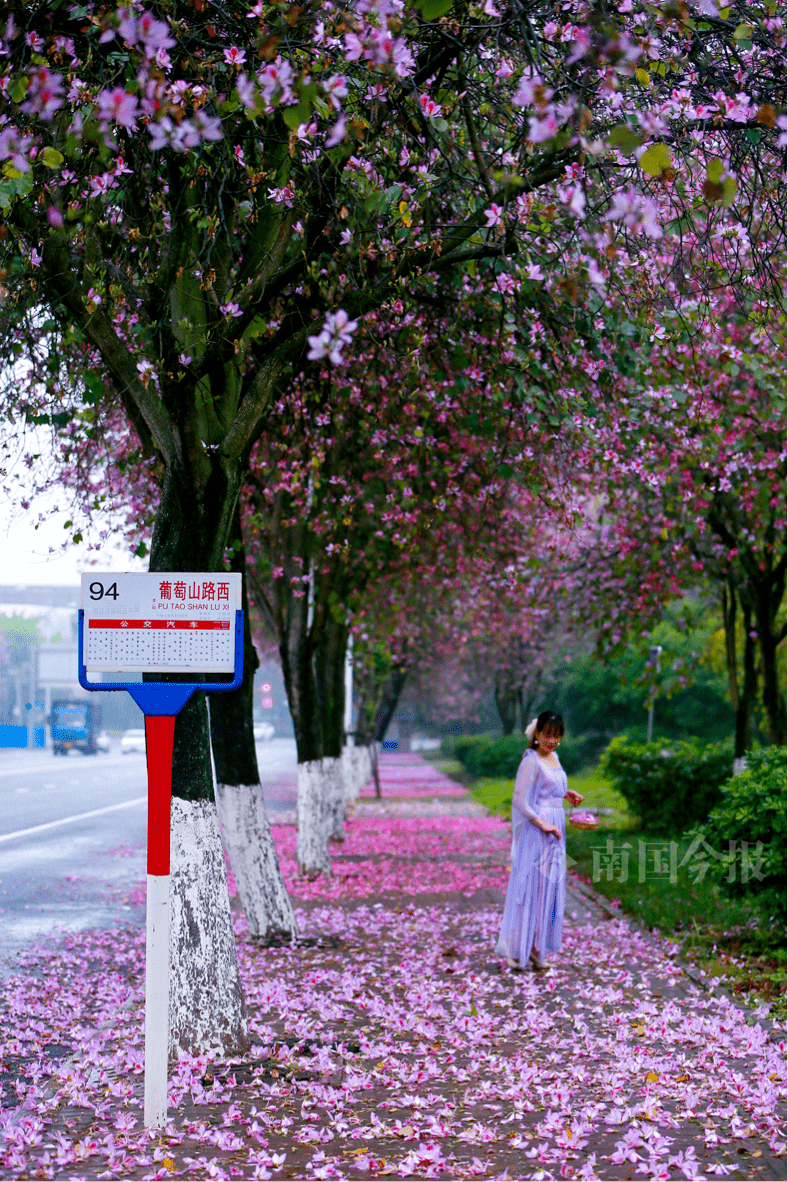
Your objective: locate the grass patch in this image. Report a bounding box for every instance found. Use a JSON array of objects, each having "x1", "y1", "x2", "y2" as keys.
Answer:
[
  {"x1": 431, "y1": 758, "x2": 467, "y2": 784},
  {"x1": 467, "y1": 776, "x2": 514, "y2": 819}
]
